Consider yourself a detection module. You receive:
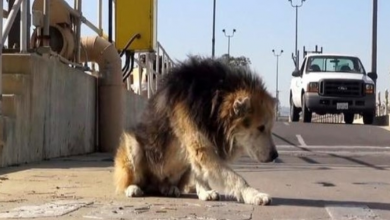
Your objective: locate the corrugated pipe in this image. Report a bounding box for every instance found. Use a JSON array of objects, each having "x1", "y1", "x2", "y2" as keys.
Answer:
[{"x1": 80, "y1": 36, "x2": 124, "y2": 153}]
